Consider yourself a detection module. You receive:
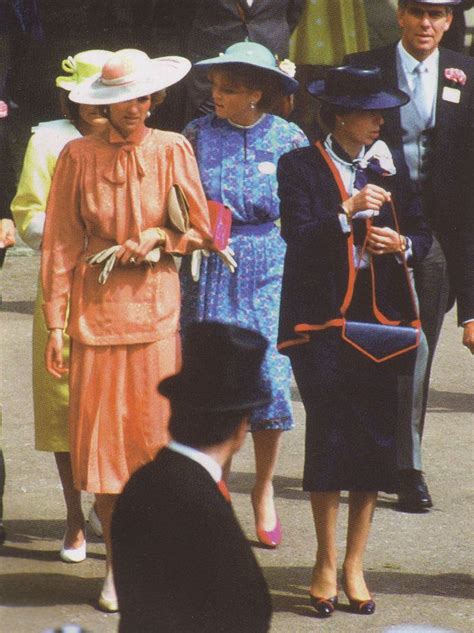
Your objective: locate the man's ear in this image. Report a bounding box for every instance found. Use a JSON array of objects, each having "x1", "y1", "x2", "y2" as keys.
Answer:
[
  {"x1": 444, "y1": 12, "x2": 454, "y2": 31},
  {"x1": 231, "y1": 417, "x2": 250, "y2": 453}
]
